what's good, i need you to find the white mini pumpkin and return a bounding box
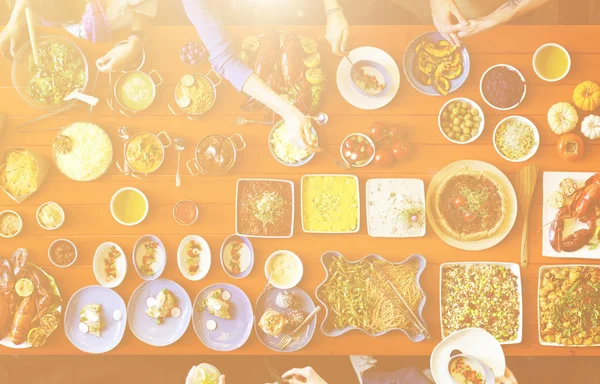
[548,102,579,135]
[581,114,600,140]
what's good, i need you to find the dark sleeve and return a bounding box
[180,0,253,91]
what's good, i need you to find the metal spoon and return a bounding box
[174,137,185,187]
[117,126,131,175]
[309,112,329,126]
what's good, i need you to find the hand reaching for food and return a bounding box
[495,368,518,384]
[325,9,349,56]
[96,37,142,73]
[0,22,23,59]
[282,367,328,384]
[429,0,468,46]
[218,375,226,384]
[283,107,316,150]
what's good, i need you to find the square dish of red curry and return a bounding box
[236,179,294,238]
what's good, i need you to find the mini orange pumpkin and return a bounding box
[573,81,600,112]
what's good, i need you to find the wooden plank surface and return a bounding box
[0,25,599,356]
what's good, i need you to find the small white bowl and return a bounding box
[93,242,127,288]
[480,64,527,111]
[0,210,22,238]
[532,43,571,82]
[340,133,375,167]
[264,250,303,290]
[173,200,199,226]
[493,116,540,163]
[110,187,149,226]
[177,235,211,281]
[438,98,485,144]
[36,202,65,230]
[48,238,78,268]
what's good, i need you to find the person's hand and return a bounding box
[96,37,142,73]
[218,375,226,384]
[282,106,315,150]
[0,21,23,59]
[495,368,518,384]
[282,367,328,384]
[454,17,494,38]
[325,10,349,56]
[430,0,468,46]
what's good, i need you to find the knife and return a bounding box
[264,357,290,384]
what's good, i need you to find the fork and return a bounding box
[236,116,272,125]
[277,306,321,350]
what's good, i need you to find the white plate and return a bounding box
[235,178,294,239]
[177,235,211,281]
[439,262,523,345]
[430,328,506,383]
[93,242,127,288]
[336,47,400,110]
[366,178,426,238]
[301,174,360,234]
[537,264,600,347]
[426,160,518,251]
[542,172,600,259]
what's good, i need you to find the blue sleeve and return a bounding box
[181,0,253,92]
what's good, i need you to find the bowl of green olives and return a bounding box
[438,98,485,144]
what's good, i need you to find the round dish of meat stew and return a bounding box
[435,171,506,241]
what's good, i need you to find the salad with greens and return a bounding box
[27,40,85,106]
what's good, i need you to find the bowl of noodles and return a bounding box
[315,251,427,341]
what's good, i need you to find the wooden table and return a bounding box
[1,25,599,356]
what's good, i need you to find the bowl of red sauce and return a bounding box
[48,239,77,268]
[173,200,199,226]
[480,64,526,111]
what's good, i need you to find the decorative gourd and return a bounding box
[573,81,600,112]
[547,102,578,135]
[581,114,600,140]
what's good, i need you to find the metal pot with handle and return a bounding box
[169,70,222,119]
[186,133,245,176]
[116,126,171,179]
[110,69,162,117]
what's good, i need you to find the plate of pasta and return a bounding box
[315,251,427,341]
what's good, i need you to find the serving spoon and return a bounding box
[63,88,99,106]
[174,137,185,187]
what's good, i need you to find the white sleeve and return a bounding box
[127,0,158,18]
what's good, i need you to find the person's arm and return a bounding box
[0,0,27,58]
[449,0,551,39]
[181,0,314,149]
[322,0,349,56]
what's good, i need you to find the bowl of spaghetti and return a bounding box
[315,251,427,341]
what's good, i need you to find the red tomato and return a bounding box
[453,195,466,208]
[388,124,407,140]
[463,211,475,222]
[557,133,585,161]
[391,140,411,161]
[374,147,394,166]
[344,139,356,150]
[369,121,388,141]
[365,145,375,158]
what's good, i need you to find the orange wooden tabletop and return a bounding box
[1,25,600,356]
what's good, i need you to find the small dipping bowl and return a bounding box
[173,200,199,226]
[110,187,149,226]
[350,60,392,97]
[0,210,22,239]
[264,250,303,290]
[532,43,571,82]
[48,238,78,268]
[36,202,65,230]
[447,354,495,384]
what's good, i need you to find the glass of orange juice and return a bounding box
[533,43,571,82]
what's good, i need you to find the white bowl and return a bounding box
[110,187,148,226]
[493,116,540,163]
[480,64,527,111]
[36,202,65,230]
[132,234,166,280]
[438,98,485,144]
[48,239,78,268]
[339,133,375,167]
[0,210,22,238]
[177,235,211,281]
[532,43,571,82]
[93,242,127,288]
[264,250,303,289]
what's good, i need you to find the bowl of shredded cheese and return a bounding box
[268,120,317,167]
[493,116,539,163]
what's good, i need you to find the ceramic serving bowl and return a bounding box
[177,235,211,281]
[36,202,65,230]
[0,210,22,238]
[315,251,427,341]
[220,234,254,279]
[268,119,317,167]
[532,43,571,82]
[492,116,540,163]
[350,59,392,97]
[93,242,127,288]
[109,187,149,226]
[438,97,485,145]
[264,250,303,289]
[480,64,527,111]
[48,238,78,268]
[132,235,166,281]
